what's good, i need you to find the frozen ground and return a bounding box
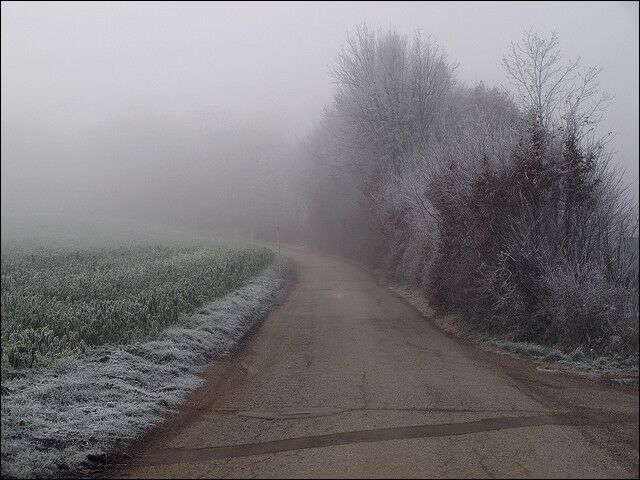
[0,261,291,478]
[387,281,639,375]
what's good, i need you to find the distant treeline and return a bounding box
[300,27,639,358]
[1,114,304,242]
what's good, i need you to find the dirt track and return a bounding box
[120,245,639,478]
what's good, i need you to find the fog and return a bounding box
[1,1,638,246]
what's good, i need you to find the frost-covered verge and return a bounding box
[2,246,273,373]
[387,281,639,377]
[0,260,293,479]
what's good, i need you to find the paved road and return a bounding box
[122,246,639,478]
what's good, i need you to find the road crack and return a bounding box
[141,413,636,467]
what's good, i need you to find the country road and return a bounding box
[120,245,639,478]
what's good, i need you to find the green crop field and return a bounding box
[1,245,273,374]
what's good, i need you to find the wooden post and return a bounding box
[276,225,281,277]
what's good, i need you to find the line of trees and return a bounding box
[301,27,638,357]
[1,112,304,244]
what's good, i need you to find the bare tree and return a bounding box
[304,27,638,357]
[331,25,455,181]
[502,31,580,129]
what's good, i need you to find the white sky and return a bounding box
[1,1,638,196]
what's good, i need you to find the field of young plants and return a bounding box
[1,245,273,375]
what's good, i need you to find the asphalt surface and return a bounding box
[120,245,639,478]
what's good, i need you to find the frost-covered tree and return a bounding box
[303,27,638,357]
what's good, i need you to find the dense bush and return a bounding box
[541,261,638,355]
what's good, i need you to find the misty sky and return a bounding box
[1,1,638,203]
